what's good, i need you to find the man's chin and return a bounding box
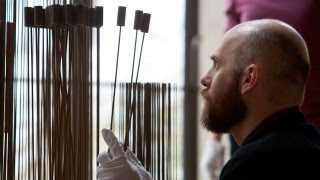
[208,128,229,134]
[201,118,227,133]
[209,128,231,134]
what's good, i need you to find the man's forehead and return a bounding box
[219,33,245,54]
[210,25,252,62]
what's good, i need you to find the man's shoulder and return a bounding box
[220,126,320,180]
[237,124,320,161]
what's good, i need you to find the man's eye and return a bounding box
[213,60,217,66]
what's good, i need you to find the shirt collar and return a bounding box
[241,106,305,146]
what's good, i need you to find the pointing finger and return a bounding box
[101,128,125,158]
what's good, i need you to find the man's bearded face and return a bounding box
[200,72,247,133]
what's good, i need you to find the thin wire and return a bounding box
[123,30,139,150]
[135,33,145,83]
[0,20,4,180]
[124,32,146,150]
[110,26,122,131]
[96,27,100,166]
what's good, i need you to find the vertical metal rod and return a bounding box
[35,26,41,180]
[41,26,46,180]
[96,27,100,166]
[0,20,5,180]
[110,26,122,130]
[89,26,93,179]
[5,22,16,180]
[145,83,151,172]
[123,11,148,152]
[124,33,145,151]
[161,84,166,180]
[48,27,53,180]
[111,6,126,132]
[167,84,172,180]
[12,2,17,178]
[136,83,142,160]
[27,26,31,180]
[31,25,35,180]
[123,30,138,151]
[135,33,145,83]
[44,26,49,180]
[69,27,75,179]
[13,0,16,22]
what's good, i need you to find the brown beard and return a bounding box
[200,74,247,133]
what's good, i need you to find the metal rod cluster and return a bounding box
[1,20,16,180]
[108,5,178,180]
[1,1,103,179]
[117,82,178,180]
[24,4,103,28]
[1,1,178,180]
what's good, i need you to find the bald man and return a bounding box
[200,19,320,179]
[97,19,320,180]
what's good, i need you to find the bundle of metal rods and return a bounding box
[23,3,102,180]
[1,0,103,179]
[114,82,178,180]
[110,7,178,180]
[1,20,16,180]
[1,1,178,179]
[1,1,17,179]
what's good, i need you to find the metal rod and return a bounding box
[0,20,5,179]
[111,6,126,130]
[123,29,139,151]
[110,26,122,131]
[96,27,100,166]
[124,13,151,150]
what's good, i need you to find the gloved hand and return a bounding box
[97,128,152,180]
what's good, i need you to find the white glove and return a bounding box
[97,128,152,180]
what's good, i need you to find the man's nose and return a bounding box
[201,76,209,87]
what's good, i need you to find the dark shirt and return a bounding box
[220,106,320,180]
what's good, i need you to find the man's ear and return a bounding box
[239,64,259,94]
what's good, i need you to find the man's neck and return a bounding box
[229,104,295,146]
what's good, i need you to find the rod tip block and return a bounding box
[24,7,34,27]
[95,6,103,27]
[141,13,151,33]
[134,10,144,30]
[117,6,126,27]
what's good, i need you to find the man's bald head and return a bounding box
[229,19,310,105]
